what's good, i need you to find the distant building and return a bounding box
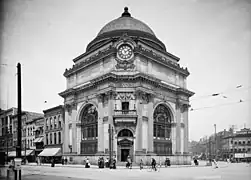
[226,128,251,161]
[11,111,43,161]
[33,116,45,157]
[0,108,17,158]
[39,105,64,161]
[0,108,42,162]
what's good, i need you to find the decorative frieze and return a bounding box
[115,92,136,100]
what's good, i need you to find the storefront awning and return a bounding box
[8,150,34,157]
[22,150,34,156]
[34,137,43,143]
[8,151,16,157]
[38,148,61,157]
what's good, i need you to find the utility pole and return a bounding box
[15,62,22,180]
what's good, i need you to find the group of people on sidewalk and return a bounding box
[97,157,117,169]
[127,156,171,170]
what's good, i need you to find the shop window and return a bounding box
[58,132,61,144]
[54,132,57,144]
[50,133,52,144]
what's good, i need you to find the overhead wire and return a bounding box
[190,99,251,112]
[190,85,251,101]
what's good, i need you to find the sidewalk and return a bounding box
[24,161,209,169]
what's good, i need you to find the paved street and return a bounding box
[20,161,251,180]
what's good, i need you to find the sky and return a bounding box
[0,0,250,141]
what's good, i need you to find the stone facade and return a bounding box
[59,8,194,165]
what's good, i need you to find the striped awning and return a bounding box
[34,137,43,143]
[38,148,61,157]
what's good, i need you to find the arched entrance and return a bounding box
[117,129,134,162]
[80,104,98,154]
[153,104,173,155]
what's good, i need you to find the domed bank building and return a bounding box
[59,7,194,165]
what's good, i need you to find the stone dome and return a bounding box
[98,7,156,37]
[86,7,166,52]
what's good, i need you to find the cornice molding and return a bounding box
[64,46,116,77]
[134,46,190,76]
[59,72,194,99]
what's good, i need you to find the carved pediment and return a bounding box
[117,138,133,146]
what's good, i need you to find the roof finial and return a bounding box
[122,7,131,17]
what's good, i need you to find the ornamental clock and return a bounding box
[118,45,133,60]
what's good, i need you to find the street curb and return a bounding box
[24,164,209,169]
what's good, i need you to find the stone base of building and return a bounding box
[63,154,192,165]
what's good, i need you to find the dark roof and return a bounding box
[43,105,64,114]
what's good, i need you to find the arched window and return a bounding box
[153,104,172,155]
[118,129,133,137]
[80,104,98,154]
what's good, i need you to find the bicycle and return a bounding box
[147,163,160,172]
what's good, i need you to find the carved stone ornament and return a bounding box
[115,92,135,100]
[115,57,135,70]
[115,34,136,70]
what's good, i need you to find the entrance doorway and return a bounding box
[121,149,129,162]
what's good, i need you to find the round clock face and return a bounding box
[118,45,133,60]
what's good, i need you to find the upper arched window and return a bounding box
[153,104,172,124]
[80,104,98,155]
[81,104,98,124]
[153,104,172,155]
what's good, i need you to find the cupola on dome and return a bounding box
[86,7,166,52]
[98,7,156,37]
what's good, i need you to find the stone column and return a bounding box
[97,94,104,153]
[71,103,77,153]
[76,126,81,154]
[147,95,154,153]
[136,93,143,153]
[108,92,114,125]
[183,105,189,153]
[175,101,181,154]
[63,108,69,153]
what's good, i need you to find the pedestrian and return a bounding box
[139,159,143,170]
[127,156,132,169]
[165,158,171,167]
[85,158,90,168]
[112,158,116,169]
[105,158,109,168]
[194,158,198,166]
[151,158,157,171]
[61,157,64,165]
[51,158,55,167]
[213,159,218,168]
[65,158,68,165]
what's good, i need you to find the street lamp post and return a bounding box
[6,129,9,164]
[108,124,114,168]
[214,124,217,160]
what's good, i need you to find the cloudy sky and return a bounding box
[1,0,250,141]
